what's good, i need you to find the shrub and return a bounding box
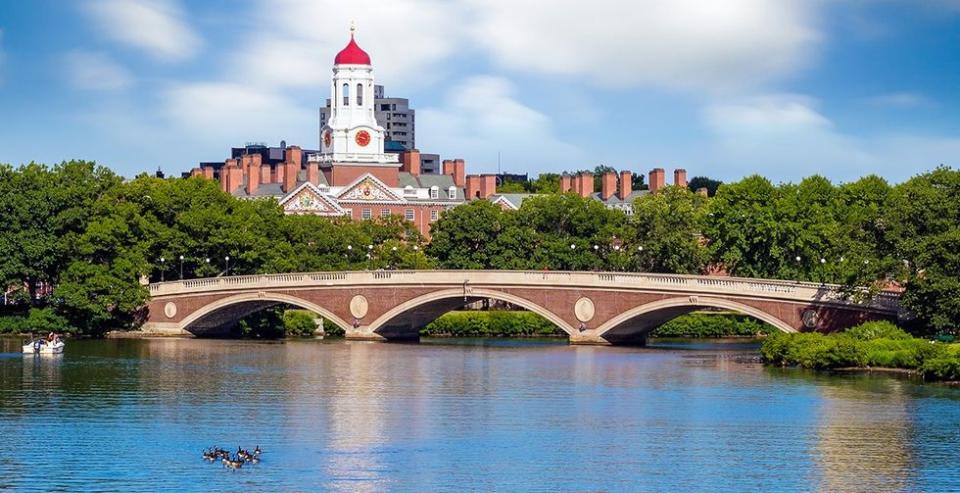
[0,315,28,334]
[653,313,773,338]
[283,310,319,337]
[920,357,960,381]
[844,321,911,341]
[421,311,562,337]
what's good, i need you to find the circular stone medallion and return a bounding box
[349,295,369,319]
[574,297,595,323]
[801,309,820,329]
[163,302,177,319]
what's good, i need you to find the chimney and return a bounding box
[260,160,271,184]
[443,159,466,188]
[674,168,687,189]
[454,159,466,188]
[246,161,260,195]
[577,171,593,198]
[283,146,301,193]
[649,168,665,194]
[401,149,421,176]
[307,159,320,186]
[560,173,573,193]
[222,159,241,194]
[601,171,617,201]
[190,167,202,177]
[619,170,632,200]
[203,165,214,180]
[480,174,497,199]
[466,175,482,201]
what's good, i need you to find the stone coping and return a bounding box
[148,270,900,313]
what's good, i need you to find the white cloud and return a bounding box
[162,82,315,148]
[234,0,464,91]
[64,50,133,90]
[418,76,584,173]
[465,0,821,92]
[700,94,960,182]
[84,0,200,61]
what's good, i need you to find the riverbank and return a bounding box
[761,321,960,382]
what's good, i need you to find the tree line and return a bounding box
[0,160,957,336]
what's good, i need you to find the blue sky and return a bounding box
[1,0,959,183]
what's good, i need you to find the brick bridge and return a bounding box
[142,270,900,344]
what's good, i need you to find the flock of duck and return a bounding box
[202,446,262,470]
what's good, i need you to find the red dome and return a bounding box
[334,34,371,65]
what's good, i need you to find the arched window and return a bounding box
[342,83,350,106]
[356,83,363,106]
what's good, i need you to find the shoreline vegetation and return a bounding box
[761,321,960,382]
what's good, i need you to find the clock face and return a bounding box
[323,130,332,148]
[355,130,371,147]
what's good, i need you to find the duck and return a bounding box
[202,449,217,462]
[222,455,244,470]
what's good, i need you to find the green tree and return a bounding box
[630,185,708,273]
[884,167,960,334]
[687,176,722,197]
[427,201,508,268]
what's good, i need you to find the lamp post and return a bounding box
[225,256,230,276]
[160,257,165,282]
[179,255,184,280]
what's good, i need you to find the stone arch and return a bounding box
[593,296,796,342]
[178,292,351,336]
[365,288,576,339]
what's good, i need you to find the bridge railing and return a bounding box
[149,270,900,312]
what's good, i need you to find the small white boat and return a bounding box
[22,339,64,354]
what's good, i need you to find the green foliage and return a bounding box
[920,357,960,381]
[687,176,722,197]
[761,321,960,380]
[885,167,960,334]
[652,313,772,338]
[843,320,911,341]
[421,311,562,337]
[282,310,319,337]
[630,186,708,273]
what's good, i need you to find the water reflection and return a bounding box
[0,337,958,492]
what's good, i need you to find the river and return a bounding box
[1,336,959,492]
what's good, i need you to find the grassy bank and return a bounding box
[419,310,771,338]
[761,321,960,382]
[421,311,562,337]
[651,312,771,338]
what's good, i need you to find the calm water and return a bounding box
[1,337,960,492]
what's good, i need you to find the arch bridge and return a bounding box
[143,270,901,345]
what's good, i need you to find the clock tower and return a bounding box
[317,26,397,169]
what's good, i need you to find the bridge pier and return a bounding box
[344,328,420,343]
[568,331,647,346]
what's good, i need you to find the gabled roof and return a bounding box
[336,173,405,203]
[489,193,535,210]
[278,182,345,215]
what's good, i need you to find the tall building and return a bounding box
[188,28,500,236]
[319,84,415,150]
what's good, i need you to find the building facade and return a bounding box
[319,84,415,150]
[188,29,499,236]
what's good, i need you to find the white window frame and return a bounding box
[448,186,457,200]
[404,209,415,221]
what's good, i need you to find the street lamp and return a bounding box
[570,244,576,250]
[159,257,165,282]
[368,244,373,250]
[347,245,353,251]
[593,245,599,251]
[225,256,230,276]
[179,255,184,280]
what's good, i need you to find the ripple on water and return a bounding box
[1,337,959,492]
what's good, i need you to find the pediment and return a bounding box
[280,183,345,215]
[336,173,405,203]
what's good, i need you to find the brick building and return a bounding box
[188,29,498,236]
